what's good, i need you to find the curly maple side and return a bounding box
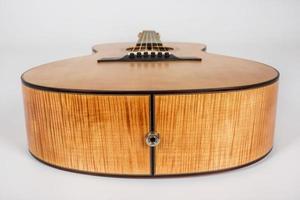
[155,83,278,175]
[23,86,150,175]
[22,82,278,176]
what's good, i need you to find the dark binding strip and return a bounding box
[29,148,273,178]
[21,73,279,95]
[150,147,155,176]
[150,94,156,176]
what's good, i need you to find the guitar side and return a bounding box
[22,82,278,176]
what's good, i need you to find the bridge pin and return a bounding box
[143,52,149,57]
[129,53,135,58]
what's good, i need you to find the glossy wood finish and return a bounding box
[155,83,278,175]
[22,43,278,93]
[23,86,150,175]
[21,39,279,176]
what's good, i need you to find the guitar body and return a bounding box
[22,32,279,176]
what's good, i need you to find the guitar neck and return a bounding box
[137,30,162,46]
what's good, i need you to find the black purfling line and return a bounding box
[150,94,155,129]
[29,148,273,178]
[21,75,280,95]
[150,94,155,176]
[150,147,155,176]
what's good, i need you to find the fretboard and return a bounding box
[136,30,162,47]
[125,30,175,59]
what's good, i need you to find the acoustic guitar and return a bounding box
[21,30,279,177]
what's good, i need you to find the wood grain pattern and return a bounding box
[155,83,278,175]
[21,39,279,176]
[23,86,150,175]
[22,43,278,93]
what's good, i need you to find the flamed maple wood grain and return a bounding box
[21,39,279,176]
[155,82,278,175]
[23,82,278,176]
[23,86,150,175]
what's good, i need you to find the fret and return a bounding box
[126,30,175,59]
[137,30,162,47]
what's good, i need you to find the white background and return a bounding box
[0,0,300,199]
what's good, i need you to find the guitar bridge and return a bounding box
[98,30,202,62]
[97,54,202,62]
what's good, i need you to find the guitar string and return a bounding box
[153,31,157,54]
[156,31,164,56]
[129,33,136,56]
[133,32,141,55]
[150,31,154,55]
[159,31,167,55]
[143,31,148,54]
[138,31,145,55]
[153,31,159,54]
[135,32,141,54]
